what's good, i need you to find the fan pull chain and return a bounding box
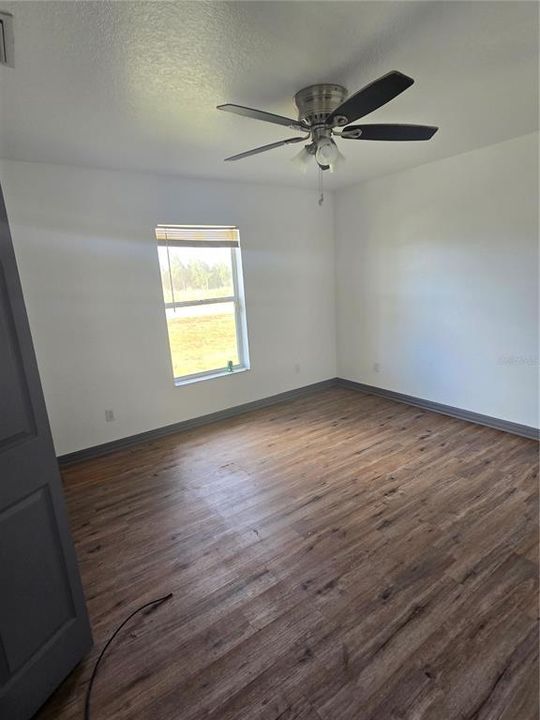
[318,167,324,206]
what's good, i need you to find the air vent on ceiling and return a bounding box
[0,11,14,67]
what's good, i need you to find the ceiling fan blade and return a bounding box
[217,104,308,131]
[327,71,414,126]
[341,124,438,141]
[224,137,306,162]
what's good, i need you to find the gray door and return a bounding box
[0,181,92,718]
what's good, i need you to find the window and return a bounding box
[156,225,250,384]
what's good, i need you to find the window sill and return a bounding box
[174,366,250,387]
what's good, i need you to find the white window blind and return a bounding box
[155,225,239,248]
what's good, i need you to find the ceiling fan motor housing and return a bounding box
[294,84,348,127]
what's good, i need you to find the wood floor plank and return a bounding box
[35,387,539,720]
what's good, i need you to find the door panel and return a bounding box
[0,266,36,447]
[0,487,75,673]
[0,181,92,719]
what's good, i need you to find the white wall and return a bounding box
[336,132,539,428]
[0,161,336,455]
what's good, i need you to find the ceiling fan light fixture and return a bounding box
[328,146,346,173]
[315,136,339,168]
[291,144,315,174]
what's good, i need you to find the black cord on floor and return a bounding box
[83,592,173,720]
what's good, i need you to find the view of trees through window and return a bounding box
[158,245,241,379]
[159,246,233,303]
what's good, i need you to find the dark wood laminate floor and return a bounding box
[36,387,539,720]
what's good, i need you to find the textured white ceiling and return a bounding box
[0,1,538,189]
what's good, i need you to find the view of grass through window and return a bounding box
[158,244,241,379]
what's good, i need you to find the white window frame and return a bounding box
[156,226,250,386]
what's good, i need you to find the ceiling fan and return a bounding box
[217,71,438,172]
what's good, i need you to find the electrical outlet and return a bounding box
[105,409,115,422]
[373,362,380,373]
